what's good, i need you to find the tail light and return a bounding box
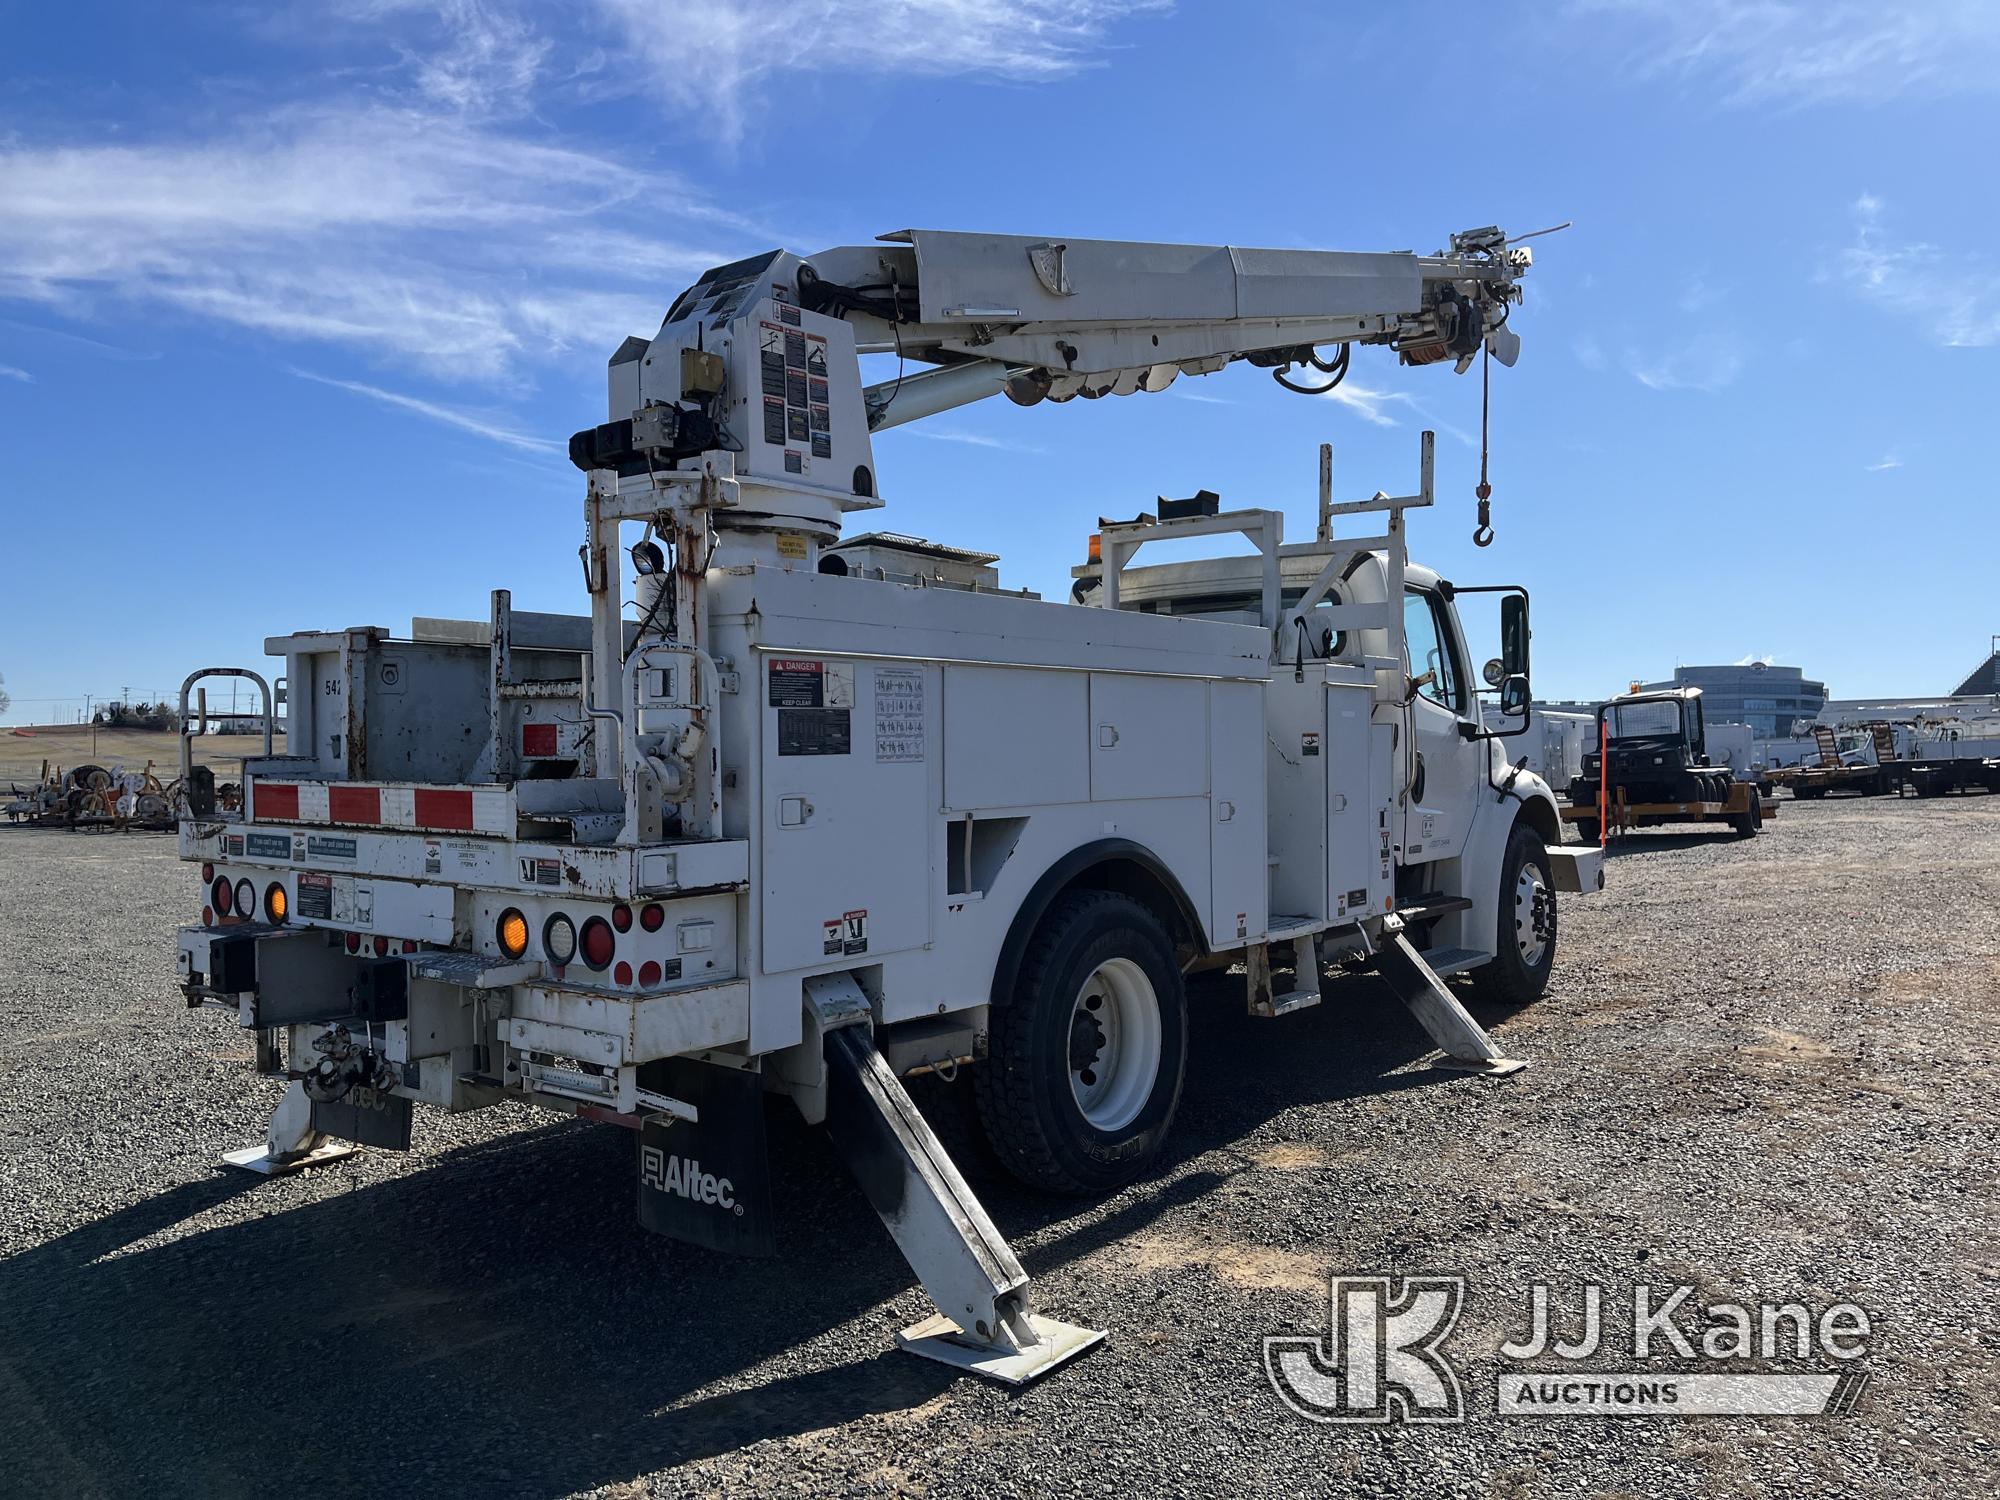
[211,876,234,917]
[639,903,665,932]
[202,905,215,926]
[372,936,389,956]
[233,879,254,919]
[543,913,578,966]
[402,939,418,954]
[201,862,214,882]
[497,908,529,960]
[264,883,288,923]
[345,932,361,953]
[638,960,662,986]
[579,916,615,971]
[613,961,633,986]
[611,902,633,933]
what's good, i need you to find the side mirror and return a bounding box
[1500,674,1530,718]
[1501,593,1530,679]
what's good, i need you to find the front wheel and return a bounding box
[1469,822,1557,1007]
[976,890,1188,1196]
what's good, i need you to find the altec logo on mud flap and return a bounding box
[641,1146,739,1213]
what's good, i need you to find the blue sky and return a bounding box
[3,0,1997,723]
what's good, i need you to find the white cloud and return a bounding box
[1865,455,1902,472]
[1572,334,1606,372]
[1836,194,2000,349]
[1318,379,1410,428]
[907,427,1042,454]
[1574,0,2000,107]
[596,0,1171,143]
[0,105,731,382]
[1629,334,1744,393]
[0,364,31,383]
[289,366,562,452]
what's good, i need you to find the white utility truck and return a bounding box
[176,224,1600,1383]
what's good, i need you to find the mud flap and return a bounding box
[636,1059,775,1257]
[310,1086,414,1149]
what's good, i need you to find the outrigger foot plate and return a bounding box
[222,1139,359,1175]
[898,1312,1105,1385]
[222,1079,359,1175]
[820,1011,1105,1385]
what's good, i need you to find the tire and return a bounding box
[1469,821,1557,1006]
[975,890,1188,1195]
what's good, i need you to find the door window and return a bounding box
[1403,590,1463,713]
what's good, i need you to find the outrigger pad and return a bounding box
[897,1312,1105,1386]
[221,1140,358,1176]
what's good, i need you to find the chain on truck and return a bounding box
[176,222,1603,1383]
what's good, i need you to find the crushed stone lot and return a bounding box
[3,797,1998,1497]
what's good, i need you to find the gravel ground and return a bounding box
[3,796,1997,1497]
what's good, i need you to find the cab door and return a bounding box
[1400,587,1482,867]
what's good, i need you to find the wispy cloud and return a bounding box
[0,318,160,361]
[1628,333,1744,393]
[1835,194,2000,348]
[289,366,561,452]
[906,427,1042,454]
[0,104,729,383]
[1572,334,1607,372]
[1171,386,1236,406]
[1865,454,1903,472]
[0,364,31,383]
[1574,0,2000,107]
[1314,378,1476,449]
[596,0,1172,143]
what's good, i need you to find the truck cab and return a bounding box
[1570,688,1732,811]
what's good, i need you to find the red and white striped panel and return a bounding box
[251,780,512,835]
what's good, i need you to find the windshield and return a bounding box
[1606,700,1683,739]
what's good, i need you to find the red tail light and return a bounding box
[613,961,633,986]
[612,903,633,933]
[372,936,389,956]
[211,877,233,917]
[638,960,662,986]
[579,916,615,970]
[639,903,665,932]
[402,939,418,954]
[345,932,361,953]
[201,862,214,882]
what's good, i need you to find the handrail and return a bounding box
[178,668,275,791]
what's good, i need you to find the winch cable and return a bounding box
[1473,344,1495,547]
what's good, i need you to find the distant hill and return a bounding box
[1,725,288,788]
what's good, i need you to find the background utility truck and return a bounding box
[1566,688,1772,841]
[176,223,1600,1383]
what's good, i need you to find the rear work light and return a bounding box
[264,883,288,923]
[211,876,234,917]
[579,916,615,971]
[543,913,578,966]
[234,879,255,920]
[497,908,530,960]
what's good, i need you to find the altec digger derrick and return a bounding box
[176,224,1600,1383]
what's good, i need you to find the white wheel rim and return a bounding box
[1513,865,1551,968]
[1067,957,1162,1132]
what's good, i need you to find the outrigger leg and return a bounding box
[221,1079,360,1175]
[1374,921,1527,1077]
[820,1020,1104,1385]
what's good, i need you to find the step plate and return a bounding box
[1251,987,1323,1018]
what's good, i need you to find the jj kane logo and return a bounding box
[1266,1275,1871,1424]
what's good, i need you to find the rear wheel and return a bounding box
[976,890,1187,1195]
[1469,822,1556,1006]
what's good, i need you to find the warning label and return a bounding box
[769,659,825,707]
[297,870,333,919]
[874,667,925,762]
[778,708,851,757]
